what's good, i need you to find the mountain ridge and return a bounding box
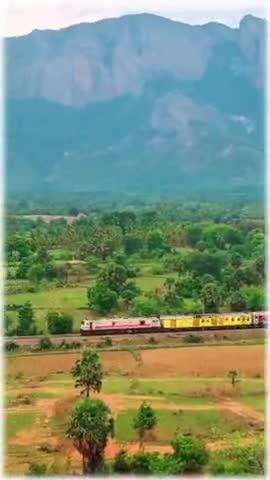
[6,13,265,197]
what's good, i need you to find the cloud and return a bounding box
[1,0,267,37]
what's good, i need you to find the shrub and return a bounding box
[97,337,113,348]
[47,312,73,334]
[171,435,209,473]
[148,336,158,345]
[59,339,81,350]
[113,449,131,473]
[35,337,54,351]
[183,334,205,344]
[151,265,164,275]
[209,438,264,476]
[28,462,47,475]
[129,451,153,474]
[5,341,19,352]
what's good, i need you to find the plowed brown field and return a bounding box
[7,345,264,378]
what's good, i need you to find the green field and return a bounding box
[5,260,180,331]
[6,411,38,440]
[115,408,253,443]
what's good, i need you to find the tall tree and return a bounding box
[67,398,114,474]
[200,282,221,313]
[229,291,246,312]
[71,348,103,397]
[87,282,118,314]
[17,301,36,335]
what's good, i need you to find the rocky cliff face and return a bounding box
[5,14,266,197]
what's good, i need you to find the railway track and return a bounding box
[5,328,265,347]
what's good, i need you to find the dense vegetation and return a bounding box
[5,202,264,335]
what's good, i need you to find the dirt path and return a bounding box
[219,399,264,423]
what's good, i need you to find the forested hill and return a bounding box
[6,13,265,198]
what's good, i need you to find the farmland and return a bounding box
[5,343,265,474]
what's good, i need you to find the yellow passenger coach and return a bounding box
[161,312,252,330]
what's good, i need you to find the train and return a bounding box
[80,311,268,335]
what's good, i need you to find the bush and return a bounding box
[209,439,264,476]
[171,435,209,473]
[183,334,205,344]
[97,337,113,348]
[148,336,158,345]
[5,341,19,352]
[35,337,54,351]
[150,265,164,275]
[59,339,81,350]
[129,451,153,474]
[28,462,47,475]
[47,312,73,334]
[112,449,131,473]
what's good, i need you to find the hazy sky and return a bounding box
[1,0,267,37]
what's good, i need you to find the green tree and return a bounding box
[242,286,264,311]
[87,282,118,314]
[17,301,36,335]
[98,262,128,294]
[147,230,168,253]
[71,348,103,397]
[200,282,221,313]
[229,291,246,312]
[131,297,160,317]
[133,402,157,448]
[163,278,182,308]
[185,224,203,247]
[124,234,144,255]
[16,257,32,279]
[36,247,51,264]
[47,312,73,334]
[85,255,99,274]
[28,263,44,283]
[67,398,114,474]
[188,252,223,279]
[175,273,199,298]
[229,252,242,269]
[121,281,141,303]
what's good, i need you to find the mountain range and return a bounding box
[5,13,266,198]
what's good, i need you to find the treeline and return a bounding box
[5,204,265,333]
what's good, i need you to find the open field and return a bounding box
[6,271,179,331]
[5,343,265,475]
[6,345,264,377]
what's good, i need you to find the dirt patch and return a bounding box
[219,399,264,424]
[105,438,172,458]
[139,346,264,377]
[7,351,137,377]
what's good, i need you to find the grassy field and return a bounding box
[115,408,253,443]
[6,263,179,331]
[6,411,38,441]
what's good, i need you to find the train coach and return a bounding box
[80,311,268,335]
